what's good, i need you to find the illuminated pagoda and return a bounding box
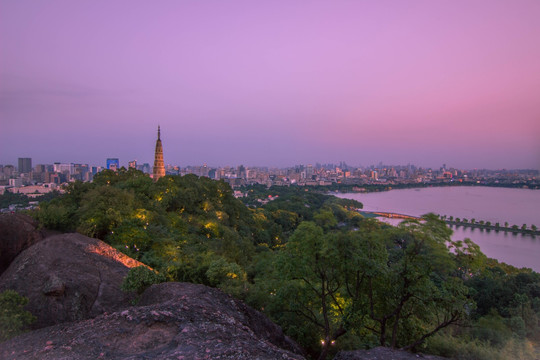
[153,125,165,181]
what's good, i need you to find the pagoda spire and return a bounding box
[153,125,165,181]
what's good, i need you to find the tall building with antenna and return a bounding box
[153,126,165,181]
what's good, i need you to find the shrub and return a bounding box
[121,266,165,295]
[472,314,511,347]
[426,333,503,360]
[206,257,247,299]
[0,290,36,342]
[426,331,535,360]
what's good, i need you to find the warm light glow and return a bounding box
[86,242,146,269]
[215,211,226,220]
[135,209,148,221]
[203,201,211,212]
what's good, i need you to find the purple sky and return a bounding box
[1,0,539,169]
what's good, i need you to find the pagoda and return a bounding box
[153,126,165,181]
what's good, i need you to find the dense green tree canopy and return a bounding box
[32,171,540,359]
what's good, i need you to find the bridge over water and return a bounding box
[358,211,540,235]
[359,211,420,220]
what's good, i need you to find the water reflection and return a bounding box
[451,225,538,271]
[378,217,538,271]
[337,187,540,272]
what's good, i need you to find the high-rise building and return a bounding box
[106,158,119,171]
[153,126,165,181]
[73,164,90,181]
[18,158,32,174]
[2,165,15,178]
[33,164,47,183]
[53,162,74,175]
[128,160,137,169]
[34,164,46,173]
[138,163,151,174]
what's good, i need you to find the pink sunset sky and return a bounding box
[1,0,539,169]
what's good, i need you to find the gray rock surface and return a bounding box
[0,232,144,329]
[140,282,305,357]
[1,282,306,360]
[0,213,46,275]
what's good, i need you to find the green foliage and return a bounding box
[37,198,78,231]
[0,290,36,342]
[109,219,152,260]
[258,186,331,223]
[252,215,471,359]
[363,215,469,350]
[32,171,540,359]
[250,221,353,358]
[426,332,535,360]
[271,209,299,235]
[313,209,338,230]
[0,190,63,211]
[473,313,512,347]
[206,257,247,299]
[77,186,136,239]
[449,238,487,278]
[121,266,165,295]
[0,192,30,209]
[465,267,540,340]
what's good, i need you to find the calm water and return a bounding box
[336,187,540,271]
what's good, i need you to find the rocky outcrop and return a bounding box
[334,347,447,360]
[1,282,306,360]
[139,282,304,356]
[0,233,144,329]
[0,213,46,275]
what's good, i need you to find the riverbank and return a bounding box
[331,180,539,194]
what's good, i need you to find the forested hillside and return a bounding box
[34,169,540,360]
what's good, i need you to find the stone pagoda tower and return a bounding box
[153,125,165,181]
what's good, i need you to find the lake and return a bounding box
[335,186,540,271]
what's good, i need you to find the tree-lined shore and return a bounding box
[440,215,539,236]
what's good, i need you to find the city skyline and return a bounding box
[1,1,540,170]
[1,155,538,173]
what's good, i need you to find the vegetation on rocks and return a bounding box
[121,265,166,295]
[0,290,35,341]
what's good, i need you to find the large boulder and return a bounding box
[0,213,46,275]
[1,282,305,360]
[0,233,144,329]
